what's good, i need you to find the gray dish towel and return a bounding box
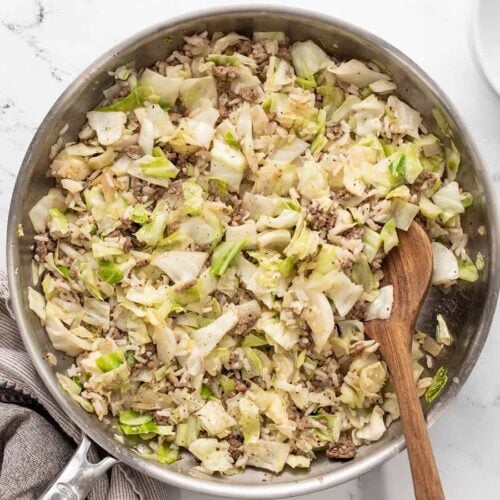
[0,273,169,500]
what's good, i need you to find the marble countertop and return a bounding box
[0,0,498,499]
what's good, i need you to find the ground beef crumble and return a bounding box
[34,234,56,261]
[232,39,253,56]
[305,201,337,237]
[213,65,240,81]
[326,123,344,140]
[343,227,364,240]
[348,300,367,320]
[234,315,257,336]
[131,177,166,203]
[326,437,357,460]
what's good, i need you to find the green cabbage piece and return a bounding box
[28,287,46,322]
[180,76,218,111]
[135,202,169,246]
[197,401,236,438]
[139,152,179,179]
[435,314,453,346]
[139,68,183,107]
[425,366,448,403]
[245,440,290,473]
[97,85,153,112]
[445,142,460,181]
[431,181,464,222]
[284,217,319,260]
[239,397,260,444]
[29,189,66,233]
[210,239,247,276]
[431,242,459,285]
[96,351,124,372]
[362,228,382,263]
[265,56,295,92]
[119,410,152,426]
[291,40,329,79]
[333,59,390,88]
[458,254,479,282]
[151,250,208,283]
[188,438,232,472]
[208,54,240,66]
[224,131,242,150]
[210,138,247,192]
[256,312,298,351]
[97,260,124,284]
[56,373,94,413]
[391,199,419,231]
[181,181,204,215]
[157,444,179,464]
[175,416,200,447]
[419,196,442,221]
[380,218,398,254]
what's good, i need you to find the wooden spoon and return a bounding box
[365,222,445,500]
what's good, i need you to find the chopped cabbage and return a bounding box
[210,138,247,191]
[211,240,246,276]
[196,401,236,437]
[189,438,233,472]
[435,314,453,346]
[87,111,127,145]
[139,68,183,106]
[431,242,459,285]
[180,77,218,111]
[245,440,290,473]
[387,96,421,138]
[152,251,208,282]
[365,285,394,320]
[333,60,390,88]
[239,396,260,443]
[191,309,239,357]
[354,406,386,442]
[291,40,330,79]
[29,189,66,233]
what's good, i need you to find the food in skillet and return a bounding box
[27,31,482,474]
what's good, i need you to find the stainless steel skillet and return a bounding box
[6,6,500,499]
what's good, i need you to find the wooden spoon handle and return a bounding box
[387,336,445,500]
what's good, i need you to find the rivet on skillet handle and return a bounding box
[40,435,118,500]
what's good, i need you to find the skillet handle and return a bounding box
[40,435,118,500]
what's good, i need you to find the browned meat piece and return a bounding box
[331,189,352,202]
[166,179,183,196]
[239,87,258,102]
[131,177,165,203]
[235,381,248,393]
[228,436,243,460]
[277,46,291,61]
[348,300,367,320]
[233,39,253,56]
[413,170,436,192]
[34,235,56,261]
[326,124,344,140]
[229,198,248,226]
[305,201,337,237]
[251,42,269,64]
[154,413,173,426]
[343,227,364,240]
[125,144,143,159]
[234,315,257,336]
[326,437,357,460]
[213,65,240,81]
